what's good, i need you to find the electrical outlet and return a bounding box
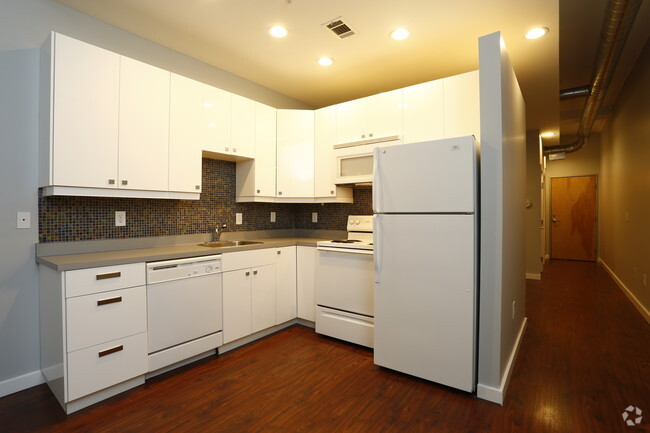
[312,212,318,223]
[270,212,276,223]
[512,301,516,319]
[236,213,243,225]
[115,211,126,227]
[17,212,31,229]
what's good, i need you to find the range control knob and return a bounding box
[205,265,214,273]
[354,219,360,225]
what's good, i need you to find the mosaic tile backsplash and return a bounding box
[39,158,372,243]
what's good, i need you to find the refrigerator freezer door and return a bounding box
[373,214,476,392]
[373,136,476,214]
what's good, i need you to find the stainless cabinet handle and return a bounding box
[108,179,115,185]
[121,180,128,186]
[277,250,281,255]
[330,190,334,195]
[225,147,230,151]
[195,185,200,190]
[361,134,366,139]
[369,133,374,137]
[278,191,282,195]
[97,296,122,306]
[257,189,261,193]
[253,270,258,275]
[245,271,250,276]
[98,345,123,358]
[96,272,121,280]
[233,148,237,152]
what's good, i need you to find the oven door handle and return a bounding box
[316,247,374,255]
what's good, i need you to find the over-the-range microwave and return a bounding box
[334,135,401,185]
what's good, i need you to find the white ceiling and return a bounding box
[53,0,649,148]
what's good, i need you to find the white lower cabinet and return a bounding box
[39,262,147,414]
[297,246,317,321]
[251,265,276,333]
[222,269,253,343]
[275,247,297,324]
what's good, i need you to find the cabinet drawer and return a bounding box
[66,286,146,352]
[67,332,147,401]
[222,249,275,272]
[65,263,145,298]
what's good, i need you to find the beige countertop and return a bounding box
[36,237,323,272]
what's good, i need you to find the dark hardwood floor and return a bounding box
[2,260,648,432]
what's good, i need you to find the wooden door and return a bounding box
[551,176,597,261]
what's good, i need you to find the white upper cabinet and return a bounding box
[443,70,480,140]
[335,89,403,145]
[235,102,277,202]
[402,79,445,144]
[118,56,170,192]
[230,94,256,158]
[169,74,203,193]
[43,32,120,189]
[202,85,231,154]
[314,106,353,202]
[276,110,315,200]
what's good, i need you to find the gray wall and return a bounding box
[525,131,542,277]
[477,32,527,404]
[0,0,309,394]
[599,40,650,320]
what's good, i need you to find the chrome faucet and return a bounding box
[213,224,227,241]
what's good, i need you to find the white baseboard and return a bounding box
[599,259,650,324]
[477,317,528,405]
[525,273,541,280]
[0,370,45,398]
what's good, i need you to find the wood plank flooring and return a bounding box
[1,260,648,432]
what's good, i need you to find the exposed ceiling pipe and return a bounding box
[544,0,643,155]
[559,85,591,100]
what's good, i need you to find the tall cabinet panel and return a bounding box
[230,94,255,158]
[402,79,445,144]
[314,106,352,202]
[443,71,480,140]
[169,74,203,193]
[47,33,120,188]
[202,85,231,154]
[118,57,170,191]
[276,110,315,200]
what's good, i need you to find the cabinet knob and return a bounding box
[245,271,250,276]
[233,148,237,152]
[330,190,335,195]
[108,179,115,185]
[277,250,281,255]
[121,180,128,186]
[257,189,261,193]
[278,191,282,195]
[253,270,258,275]
[195,185,200,190]
[369,133,374,138]
[225,147,230,151]
[361,134,366,139]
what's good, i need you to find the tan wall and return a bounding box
[525,131,542,277]
[544,134,601,258]
[599,40,650,319]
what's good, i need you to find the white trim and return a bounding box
[525,273,541,280]
[599,259,650,324]
[477,317,527,405]
[0,370,45,398]
[41,186,200,200]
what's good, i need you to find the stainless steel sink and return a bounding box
[198,240,264,248]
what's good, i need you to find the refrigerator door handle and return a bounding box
[372,147,381,212]
[373,215,382,283]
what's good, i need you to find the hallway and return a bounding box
[0,260,648,432]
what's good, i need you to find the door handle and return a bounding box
[552,218,559,223]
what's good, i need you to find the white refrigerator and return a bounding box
[372,135,478,392]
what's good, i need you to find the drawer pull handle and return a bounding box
[97,296,122,306]
[98,345,123,358]
[245,271,250,276]
[96,272,121,281]
[253,270,258,275]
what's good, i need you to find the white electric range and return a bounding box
[315,215,375,348]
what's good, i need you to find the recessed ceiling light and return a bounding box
[391,28,410,41]
[318,57,334,66]
[269,25,288,38]
[541,132,556,138]
[525,27,549,40]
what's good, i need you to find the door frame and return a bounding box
[549,174,599,261]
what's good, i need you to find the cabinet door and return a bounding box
[366,89,403,140]
[118,56,170,191]
[297,246,317,321]
[275,247,297,324]
[251,264,276,333]
[254,103,277,196]
[202,85,231,153]
[443,71,480,140]
[314,106,337,198]
[336,98,366,144]
[169,74,202,193]
[276,110,315,198]
[51,33,120,188]
[403,80,445,144]
[230,94,255,158]
[222,269,252,343]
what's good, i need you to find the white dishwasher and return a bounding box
[146,255,223,373]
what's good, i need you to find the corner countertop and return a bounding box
[36,232,340,272]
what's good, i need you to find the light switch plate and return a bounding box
[236,213,243,225]
[270,212,276,223]
[115,211,126,227]
[17,212,31,229]
[312,212,318,223]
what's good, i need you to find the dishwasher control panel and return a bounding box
[146,255,222,284]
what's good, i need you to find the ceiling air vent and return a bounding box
[324,18,355,39]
